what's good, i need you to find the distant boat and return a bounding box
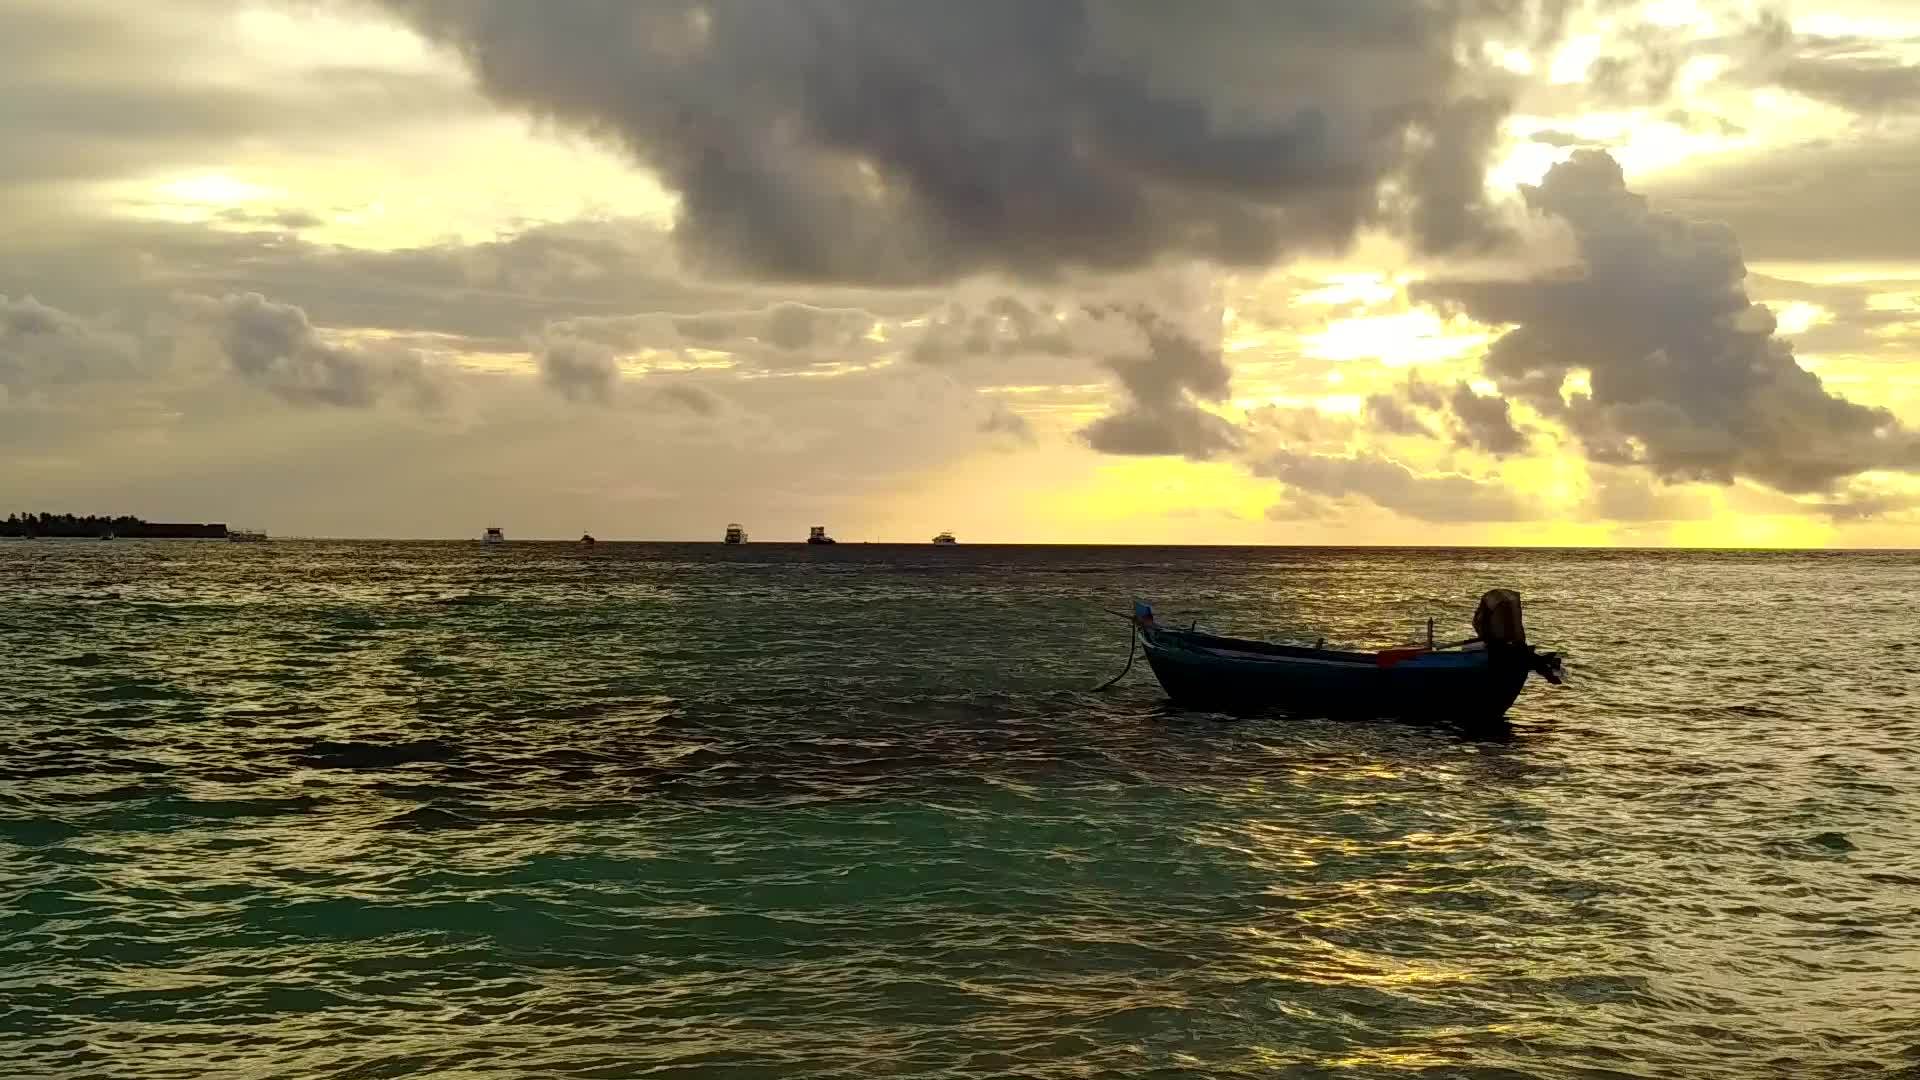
[724,523,747,544]
[807,525,836,545]
[932,531,957,545]
[229,528,267,543]
[580,532,596,546]
[98,531,115,541]
[1125,589,1565,723]
[483,527,505,544]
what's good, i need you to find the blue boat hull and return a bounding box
[1140,628,1531,722]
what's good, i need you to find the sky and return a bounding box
[5,0,1920,545]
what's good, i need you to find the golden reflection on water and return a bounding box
[7,541,1919,1078]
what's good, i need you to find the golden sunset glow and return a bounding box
[3,0,1917,544]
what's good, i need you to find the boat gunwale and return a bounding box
[1142,625,1487,670]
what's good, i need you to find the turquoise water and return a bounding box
[4,541,1917,1078]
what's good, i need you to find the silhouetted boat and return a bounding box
[724,523,747,544]
[807,526,836,545]
[932,531,957,544]
[580,533,596,546]
[483,527,505,545]
[1128,589,1564,722]
[229,528,267,543]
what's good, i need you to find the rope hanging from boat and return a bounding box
[1094,619,1137,691]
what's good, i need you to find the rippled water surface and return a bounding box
[4,540,1918,1078]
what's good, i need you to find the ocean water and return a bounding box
[3,540,1917,1079]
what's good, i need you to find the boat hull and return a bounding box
[1140,629,1530,723]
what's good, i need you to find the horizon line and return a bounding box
[24,535,1914,553]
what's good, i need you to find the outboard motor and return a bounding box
[1475,589,1565,684]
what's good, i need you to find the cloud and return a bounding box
[183,292,444,409]
[652,382,722,416]
[1418,150,1918,493]
[673,302,876,355]
[1362,373,1445,439]
[1079,303,1240,460]
[1729,16,1920,115]
[1818,488,1920,522]
[1448,382,1528,455]
[0,294,139,401]
[0,215,763,355]
[0,1,480,197]
[539,338,619,403]
[372,0,1566,285]
[1528,129,1590,148]
[214,207,327,230]
[1360,374,1525,454]
[1648,134,1920,263]
[1252,450,1537,523]
[1746,273,1920,357]
[1585,25,1686,105]
[979,402,1035,444]
[1587,471,1711,522]
[546,297,897,377]
[909,297,1076,366]
[1363,392,1435,438]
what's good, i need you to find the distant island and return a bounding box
[2,513,227,539]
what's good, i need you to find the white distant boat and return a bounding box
[724,523,747,544]
[229,528,268,543]
[483,527,505,544]
[932,530,957,545]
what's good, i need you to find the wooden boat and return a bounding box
[1129,590,1563,722]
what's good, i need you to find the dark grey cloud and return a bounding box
[1819,489,1920,521]
[1402,96,1516,256]
[0,215,901,365]
[1662,109,1743,136]
[1585,25,1685,105]
[1364,392,1436,438]
[979,402,1036,444]
[1529,129,1591,147]
[1773,51,1920,113]
[1588,472,1711,522]
[1728,14,1920,115]
[1418,150,1918,492]
[0,216,660,345]
[1449,382,1528,455]
[1363,373,1446,438]
[1747,273,1920,357]
[0,294,139,400]
[1647,134,1920,262]
[1082,405,1241,459]
[214,207,328,230]
[1252,450,1537,523]
[909,297,1075,366]
[372,0,1567,284]
[653,383,723,416]
[1360,374,1525,454]
[673,302,876,354]
[182,292,444,409]
[1079,304,1240,460]
[544,297,897,380]
[0,1,481,196]
[539,338,619,404]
